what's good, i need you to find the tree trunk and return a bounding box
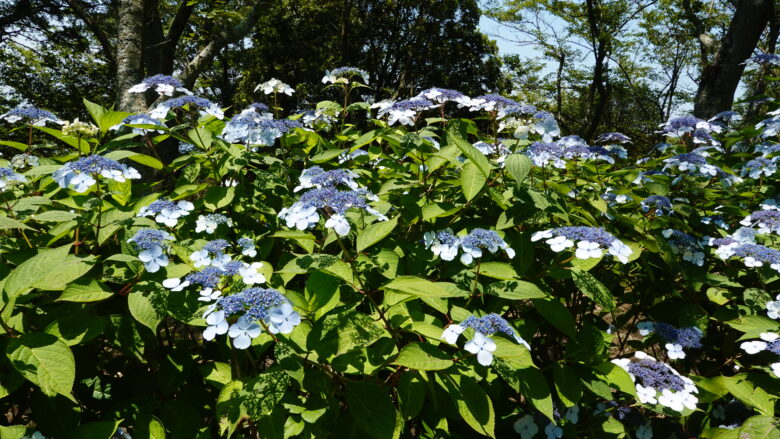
[116,0,146,112]
[693,0,774,118]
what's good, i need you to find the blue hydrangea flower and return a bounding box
[128,74,190,96]
[195,214,233,234]
[524,142,566,168]
[652,322,703,359]
[740,210,780,235]
[596,132,631,144]
[279,187,386,236]
[150,95,224,120]
[377,98,435,126]
[137,199,194,227]
[612,351,698,412]
[463,94,518,112]
[294,166,360,192]
[739,332,780,378]
[442,313,529,366]
[423,229,461,261]
[662,229,704,266]
[641,195,673,216]
[127,229,174,273]
[532,226,633,263]
[10,153,39,169]
[459,228,515,264]
[237,237,257,257]
[742,158,777,179]
[0,167,27,191]
[416,87,465,105]
[53,156,141,193]
[322,66,370,84]
[221,112,302,146]
[0,106,63,126]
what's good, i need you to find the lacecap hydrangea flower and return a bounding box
[612,351,698,412]
[127,229,174,272]
[741,158,777,179]
[641,195,673,216]
[150,95,224,120]
[740,332,780,378]
[221,109,302,146]
[0,106,63,126]
[740,210,780,235]
[461,94,518,113]
[195,214,233,234]
[0,167,27,191]
[415,87,465,105]
[202,286,300,349]
[442,313,530,366]
[279,187,387,236]
[128,74,191,96]
[524,141,566,168]
[531,226,633,263]
[10,153,39,169]
[322,66,369,84]
[137,199,194,227]
[424,228,514,265]
[639,322,703,359]
[662,229,705,266]
[708,235,780,272]
[377,98,435,126]
[53,155,141,193]
[293,166,359,192]
[766,294,780,319]
[255,78,294,95]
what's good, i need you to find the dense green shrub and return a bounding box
[0,70,779,438]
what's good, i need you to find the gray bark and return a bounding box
[693,0,774,118]
[116,0,146,112]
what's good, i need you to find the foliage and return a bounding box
[1,68,780,439]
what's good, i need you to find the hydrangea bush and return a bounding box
[0,69,779,438]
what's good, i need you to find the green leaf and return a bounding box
[203,186,235,210]
[397,372,425,420]
[553,364,582,406]
[356,216,398,252]
[0,216,34,231]
[382,276,455,298]
[486,280,548,300]
[442,375,495,438]
[460,161,486,201]
[446,129,491,178]
[571,269,616,311]
[133,416,166,439]
[216,381,247,437]
[57,278,114,302]
[394,343,453,370]
[6,333,75,401]
[517,367,554,421]
[310,148,345,163]
[532,298,577,338]
[335,311,389,355]
[243,370,290,417]
[722,375,774,416]
[346,382,397,439]
[31,210,78,222]
[505,154,532,183]
[0,140,28,151]
[737,415,780,439]
[477,262,518,280]
[128,291,163,332]
[4,244,72,299]
[45,314,105,346]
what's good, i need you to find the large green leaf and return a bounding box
[397,372,425,420]
[382,276,455,298]
[532,297,577,338]
[441,375,495,438]
[460,161,486,201]
[394,343,453,370]
[6,333,75,401]
[356,216,398,252]
[57,278,114,303]
[446,129,491,178]
[4,244,73,298]
[505,154,532,183]
[486,280,548,300]
[0,216,34,231]
[571,269,616,311]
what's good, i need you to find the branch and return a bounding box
[166,0,195,47]
[63,0,116,67]
[179,2,269,89]
[681,0,711,66]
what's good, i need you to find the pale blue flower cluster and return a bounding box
[424,228,514,265]
[416,87,465,104]
[463,94,518,112]
[137,199,194,227]
[0,106,63,126]
[740,210,780,235]
[280,168,386,236]
[322,66,370,84]
[662,153,741,186]
[202,287,300,349]
[128,74,190,96]
[0,167,27,191]
[531,226,633,263]
[53,155,141,193]
[742,158,777,179]
[613,351,698,412]
[441,313,529,366]
[659,116,722,145]
[127,229,174,272]
[739,332,780,378]
[662,229,705,266]
[150,95,224,120]
[10,153,39,169]
[641,195,673,216]
[640,322,702,359]
[377,98,435,126]
[709,234,780,272]
[195,214,233,234]
[221,108,302,146]
[524,142,566,168]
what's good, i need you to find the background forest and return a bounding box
[0,0,777,150]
